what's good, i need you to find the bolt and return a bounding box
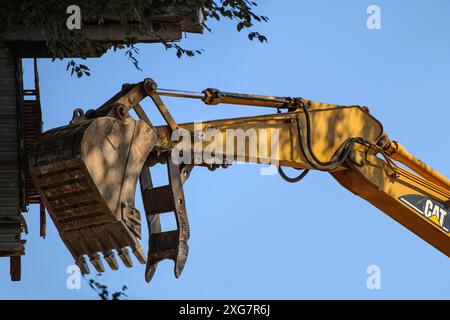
[115,104,128,119]
[362,106,370,113]
[144,79,157,93]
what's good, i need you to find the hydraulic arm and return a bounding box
[25,78,449,283]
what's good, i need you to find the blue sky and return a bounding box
[1,0,449,299]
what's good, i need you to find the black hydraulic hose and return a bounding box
[296,102,369,172]
[278,166,310,183]
[277,101,372,182]
[296,117,350,171]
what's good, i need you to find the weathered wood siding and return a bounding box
[0,46,23,256]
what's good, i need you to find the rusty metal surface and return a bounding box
[141,153,190,282]
[30,114,156,273]
[138,167,161,282]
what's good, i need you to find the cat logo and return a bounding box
[400,195,450,233]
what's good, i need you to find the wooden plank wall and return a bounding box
[0,45,24,258]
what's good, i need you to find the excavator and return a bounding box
[26,78,449,283]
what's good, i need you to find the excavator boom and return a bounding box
[21,78,449,282]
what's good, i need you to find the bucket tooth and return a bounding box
[103,250,119,270]
[76,256,90,275]
[118,247,133,268]
[132,244,146,264]
[89,253,105,273]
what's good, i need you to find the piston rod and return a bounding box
[156,88,292,108]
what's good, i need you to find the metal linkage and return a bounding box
[140,153,190,282]
[156,87,293,109]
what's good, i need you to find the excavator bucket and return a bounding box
[29,114,157,273]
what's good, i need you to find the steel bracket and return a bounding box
[140,153,190,282]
